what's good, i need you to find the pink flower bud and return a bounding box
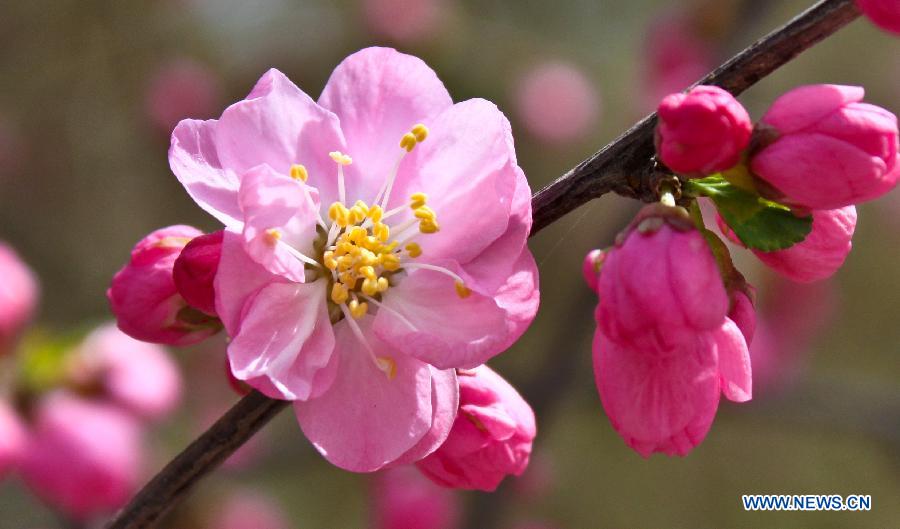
[0,242,38,356]
[416,365,536,491]
[0,401,25,477]
[173,230,223,316]
[597,206,729,350]
[728,286,756,345]
[76,323,182,421]
[514,61,601,144]
[856,0,900,34]
[108,225,221,346]
[20,393,142,520]
[211,490,291,529]
[656,85,752,174]
[371,467,460,529]
[751,85,899,209]
[581,249,606,292]
[752,207,857,283]
[145,58,222,134]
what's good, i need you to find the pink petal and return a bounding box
[294,318,434,472]
[491,248,541,353]
[762,85,864,134]
[215,230,284,334]
[373,264,509,370]
[714,319,753,403]
[318,47,453,205]
[387,367,459,466]
[169,119,242,227]
[228,281,336,401]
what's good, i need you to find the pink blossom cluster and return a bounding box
[109,48,539,490]
[0,244,182,520]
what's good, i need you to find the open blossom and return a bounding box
[514,61,601,144]
[655,85,752,175]
[856,0,900,34]
[718,207,857,283]
[0,242,38,356]
[19,393,142,520]
[416,365,536,491]
[108,225,222,346]
[72,323,182,421]
[0,401,25,478]
[596,205,729,351]
[168,47,539,472]
[751,85,899,209]
[371,467,460,529]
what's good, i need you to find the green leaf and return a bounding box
[684,176,812,252]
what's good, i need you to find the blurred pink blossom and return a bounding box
[0,242,38,356]
[20,393,143,520]
[210,490,291,529]
[0,400,25,478]
[371,466,460,529]
[363,0,447,43]
[145,58,222,134]
[514,61,601,144]
[856,0,900,34]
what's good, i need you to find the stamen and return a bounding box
[411,124,429,143]
[360,294,419,331]
[410,192,428,209]
[454,281,472,299]
[339,304,395,379]
[264,228,282,246]
[375,357,397,380]
[329,151,351,205]
[348,298,368,319]
[405,242,422,258]
[282,244,322,268]
[401,262,471,299]
[290,164,309,182]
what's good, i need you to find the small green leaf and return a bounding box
[684,176,812,252]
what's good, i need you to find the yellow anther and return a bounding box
[405,242,422,258]
[362,278,379,296]
[409,192,428,209]
[382,241,399,252]
[349,299,368,319]
[376,356,397,380]
[263,228,282,246]
[455,281,472,299]
[348,226,367,243]
[419,219,440,234]
[354,200,369,215]
[349,205,367,225]
[411,124,429,143]
[413,206,437,221]
[381,253,401,271]
[331,283,349,304]
[377,277,390,292]
[359,266,377,280]
[399,132,417,152]
[337,255,354,271]
[289,164,309,181]
[373,222,390,242]
[329,151,352,165]
[323,250,338,270]
[368,205,384,223]
[328,202,350,227]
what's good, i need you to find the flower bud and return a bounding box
[416,365,536,491]
[753,207,857,283]
[108,226,221,346]
[728,286,756,344]
[0,401,25,478]
[581,249,606,293]
[750,85,899,209]
[597,205,729,350]
[0,242,38,356]
[856,0,900,34]
[173,230,223,316]
[656,85,752,175]
[371,467,460,529]
[20,393,142,519]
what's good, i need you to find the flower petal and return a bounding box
[387,367,459,466]
[715,319,753,403]
[214,230,282,334]
[228,280,336,401]
[294,318,433,472]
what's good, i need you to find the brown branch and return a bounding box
[530,0,860,235]
[105,1,861,527]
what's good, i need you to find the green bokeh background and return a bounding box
[1,0,898,527]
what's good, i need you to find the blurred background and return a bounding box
[1,0,898,527]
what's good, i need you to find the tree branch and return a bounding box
[530,0,860,235]
[105,1,861,527]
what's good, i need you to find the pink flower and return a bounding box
[19,393,142,520]
[0,242,38,356]
[596,205,729,351]
[108,225,222,346]
[751,85,899,209]
[856,0,900,34]
[72,323,182,421]
[168,47,539,471]
[145,58,222,134]
[0,401,25,478]
[210,490,291,529]
[371,467,460,529]
[514,61,601,144]
[581,249,606,293]
[656,85,752,175]
[363,0,447,43]
[416,365,536,491]
[719,207,857,283]
[173,230,223,316]
[593,317,751,457]
[728,286,756,344]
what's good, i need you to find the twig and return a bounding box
[105,1,861,527]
